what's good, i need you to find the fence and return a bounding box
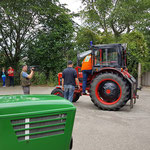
[142,72,150,86]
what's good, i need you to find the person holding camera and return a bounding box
[20,65,34,94]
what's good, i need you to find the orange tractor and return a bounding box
[51,44,138,110]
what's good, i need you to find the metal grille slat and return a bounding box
[16,124,65,135]
[29,130,64,140]
[16,130,25,135]
[30,119,66,128]
[13,125,25,130]
[11,113,67,141]
[30,124,65,133]
[17,130,64,141]
[18,136,25,141]
[11,119,25,124]
[30,114,66,122]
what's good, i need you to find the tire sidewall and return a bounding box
[51,88,64,97]
[90,73,127,110]
[51,88,80,102]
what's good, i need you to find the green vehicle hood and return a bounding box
[0,95,75,117]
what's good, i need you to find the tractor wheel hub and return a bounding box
[98,80,120,103]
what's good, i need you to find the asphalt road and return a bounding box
[0,86,150,150]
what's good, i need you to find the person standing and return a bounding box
[62,61,80,102]
[20,65,34,94]
[1,67,6,87]
[81,54,93,95]
[8,67,14,86]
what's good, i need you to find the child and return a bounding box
[1,67,6,87]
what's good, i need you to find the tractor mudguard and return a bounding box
[55,85,62,89]
[94,67,132,82]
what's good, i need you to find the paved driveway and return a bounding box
[0,86,150,150]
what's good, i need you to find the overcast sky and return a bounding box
[59,0,83,24]
[59,0,82,12]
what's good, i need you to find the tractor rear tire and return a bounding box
[51,88,64,98]
[90,73,129,111]
[51,88,80,102]
[72,93,80,103]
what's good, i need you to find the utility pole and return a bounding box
[137,63,142,89]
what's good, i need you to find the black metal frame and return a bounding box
[90,44,126,71]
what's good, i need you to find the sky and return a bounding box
[59,0,82,12]
[59,0,83,25]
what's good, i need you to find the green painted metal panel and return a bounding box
[0,95,76,150]
[0,95,75,117]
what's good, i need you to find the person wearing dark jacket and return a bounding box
[62,61,80,102]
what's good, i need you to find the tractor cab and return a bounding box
[92,44,127,72]
[78,43,127,73]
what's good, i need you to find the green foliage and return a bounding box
[136,10,150,48]
[120,31,149,77]
[0,0,75,84]
[0,0,74,72]
[31,72,47,85]
[75,27,101,52]
[0,0,41,69]
[30,71,58,86]
[14,74,20,85]
[100,32,116,44]
[121,31,148,62]
[75,27,115,52]
[0,51,7,68]
[26,1,75,78]
[81,0,150,37]
[47,71,58,87]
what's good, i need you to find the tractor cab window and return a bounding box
[94,48,118,67]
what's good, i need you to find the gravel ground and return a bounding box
[0,86,150,150]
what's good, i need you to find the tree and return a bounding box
[81,0,150,37]
[75,27,101,52]
[120,31,149,78]
[0,0,40,69]
[75,27,115,53]
[27,3,75,77]
[136,11,150,48]
[0,0,66,70]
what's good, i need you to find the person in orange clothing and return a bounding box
[81,54,92,95]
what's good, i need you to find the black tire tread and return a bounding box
[51,88,64,97]
[90,73,130,111]
[72,93,80,102]
[51,88,80,102]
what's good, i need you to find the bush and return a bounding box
[47,71,57,86]
[120,31,149,78]
[31,72,47,85]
